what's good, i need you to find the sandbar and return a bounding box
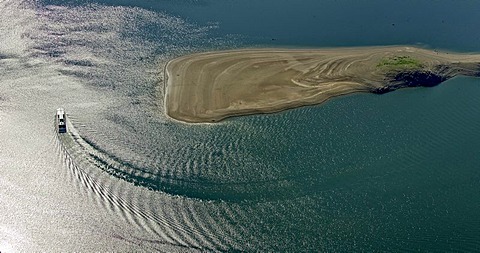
[164,46,480,123]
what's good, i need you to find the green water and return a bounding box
[226,77,480,250]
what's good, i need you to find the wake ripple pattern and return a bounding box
[54,115,245,251]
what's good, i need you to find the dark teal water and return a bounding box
[7,0,480,251]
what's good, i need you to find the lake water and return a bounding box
[1,0,479,251]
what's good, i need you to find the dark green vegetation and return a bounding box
[377,55,424,70]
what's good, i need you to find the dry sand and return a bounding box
[164,46,480,123]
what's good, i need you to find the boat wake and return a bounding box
[55,114,240,251]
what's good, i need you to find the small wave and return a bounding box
[55,117,223,250]
[61,116,309,202]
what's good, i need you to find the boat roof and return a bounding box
[56,108,65,120]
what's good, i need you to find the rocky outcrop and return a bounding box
[372,70,447,94]
[372,63,480,94]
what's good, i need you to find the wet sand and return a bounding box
[165,46,480,123]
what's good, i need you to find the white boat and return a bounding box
[56,108,67,133]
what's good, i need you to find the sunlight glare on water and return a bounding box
[1,0,480,251]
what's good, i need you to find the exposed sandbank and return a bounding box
[164,46,480,123]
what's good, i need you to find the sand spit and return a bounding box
[165,46,480,123]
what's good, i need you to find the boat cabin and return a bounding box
[56,108,66,133]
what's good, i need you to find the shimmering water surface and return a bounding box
[1,0,480,251]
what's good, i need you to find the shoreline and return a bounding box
[164,46,480,123]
